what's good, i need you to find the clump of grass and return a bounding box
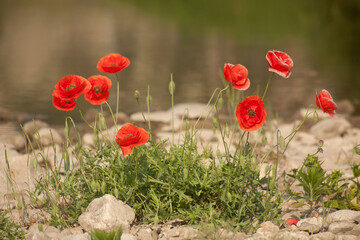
[29,126,282,232]
[89,226,122,240]
[0,210,26,240]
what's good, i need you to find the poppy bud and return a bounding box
[218,96,223,109]
[169,76,175,95]
[313,111,318,123]
[134,90,140,100]
[99,113,106,130]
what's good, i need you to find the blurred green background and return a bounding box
[0,0,359,124]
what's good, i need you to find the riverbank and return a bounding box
[1,102,360,239]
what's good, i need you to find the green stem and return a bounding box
[262,72,274,100]
[115,73,120,125]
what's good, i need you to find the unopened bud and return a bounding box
[169,76,175,95]
[134,90,140,100]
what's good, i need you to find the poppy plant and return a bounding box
[52,95,76,111]
[53,75,91,100]
[84,75,112,105]
[316,89,337,117]
[97,53,130,74]
[236,96,266,132]
[223,63,250,90]
[266,50,294,78]
[115,124,149,156]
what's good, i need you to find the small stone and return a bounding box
[216,228,235,239]
[247,231,310,240]
[136,228,157,240]
[23,120,49,136]
[336,99,355,116]
[35,128,63,146]
[233,232,247,240]
[347,223,360,235]
[60,233,91,240]
[298,217,323,234]
[310,118,351,139]
[354,215,360,224]
[299,222,321,234]
[309,232,335,240]
[326,210,360,225]
[78,194,135,233]
[256,221,279,233]
[327,222,356,234]
[121,233,137,240]
[334,235,358,240]
[26,232,49,240]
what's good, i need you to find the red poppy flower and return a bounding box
[316,89,337,117]
[236,96,266,132]
[115,124,149,156]
[52,95,76,111]
[223,63,250,90]
[266,50,294,78]
[53,75,91,100]
[286,218,300,226]
[84,75,112,105]
[97,53,130,74]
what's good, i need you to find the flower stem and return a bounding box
[262,73,274,100]
[115,73,120,125]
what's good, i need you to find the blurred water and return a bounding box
[0,0,359,125]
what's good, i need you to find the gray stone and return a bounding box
[61,233,91,240]
[298,222,321,234]
[163,226,200,239]
[121,233,137,240]
[256,221,280,233]
[309,232,335,240]
[327,222,356,234]
[336,99,355,116]
[216,228,235,239]
[23,120,49,136]
[26,232,49,240]
[298,217,323,234]
[234,232,247,240]
[310,118,351,140]
[346,223,360,235]
[78,194,135,233]
[326,210,360,225]
[136,228,157,240]
[35,128,63,146]
[247,231,310,240]
[334,235,358,240]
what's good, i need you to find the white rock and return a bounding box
[327,221,356,234]
[172,103,213,119]
[247,231,310,240]
[78,194,135,233]
[310,118,351,140]
[82,125,123,147]
[34,128,63,146]
[23,120,49,136]
[136,228,156,240]
[310,232,335,240]
[131,110,171,123]
[256,221,279,233]
[61,233,91,240]
[326,210,360,225]
[121,233,137,240]
[334,234,358,240]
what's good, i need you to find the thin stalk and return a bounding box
[115,73,121,124]
[262,73,274,100]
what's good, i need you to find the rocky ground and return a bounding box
[0,100,360,240]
